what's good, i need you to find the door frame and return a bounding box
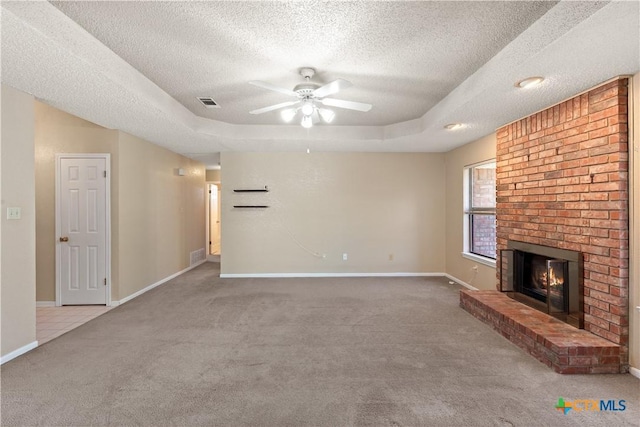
[206,181,221,261]
[55,153,112,306]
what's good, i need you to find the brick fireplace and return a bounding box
[461,78,630,373]
[499,240,583,329]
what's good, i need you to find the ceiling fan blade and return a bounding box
[320,98,372,112]
[312,79,352,98]
[249,101,299,115]
[249,80,298,97]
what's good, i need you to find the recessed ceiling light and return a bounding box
[445,123,463,130]
[515,76,544,89]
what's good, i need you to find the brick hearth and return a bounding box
[460,290,621,374]
[494,78,630,370]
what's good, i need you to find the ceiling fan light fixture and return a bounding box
[301,115,313,128]
[281,108,297,123]
[301,101,315,116]
[319,108,335,123]
[515,76,544,89]
[248,68,372,128]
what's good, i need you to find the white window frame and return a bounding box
[462,159,496,268]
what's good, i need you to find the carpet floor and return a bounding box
[1,262,638,426]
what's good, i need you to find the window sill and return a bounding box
[462,252,496,268]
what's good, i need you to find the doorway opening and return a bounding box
[207,183,221,260]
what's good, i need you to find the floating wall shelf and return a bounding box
[233,186,269,193]
[233,185,268,208]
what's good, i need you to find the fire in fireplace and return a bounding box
[523,254,566,306]
[500,241,583,328]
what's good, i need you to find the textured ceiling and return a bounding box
[1,1,639,167]
[48,1,557,126]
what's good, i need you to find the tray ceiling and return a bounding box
[1,1,639,166]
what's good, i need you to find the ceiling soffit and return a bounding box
[1,1,638,160]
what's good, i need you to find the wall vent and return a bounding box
[197,97,220,109]
[190,248,206,266]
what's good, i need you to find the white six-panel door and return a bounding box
[57,155,110,305]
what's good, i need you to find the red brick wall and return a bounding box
[496,78,629,364]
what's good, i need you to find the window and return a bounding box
[464,160,496,262]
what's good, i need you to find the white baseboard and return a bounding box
[36,301,55,307]
[218,272,483,292]
[1,341,38,365]
[220,272,446,279]
[443,274,479,290]
[630,366,640,380]
[216,271,482,291]
[111,260,208,306]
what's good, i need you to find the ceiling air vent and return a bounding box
[197,97,220,109]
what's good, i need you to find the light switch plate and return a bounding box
[7,207,21,220]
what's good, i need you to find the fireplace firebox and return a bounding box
[500,241,583,328]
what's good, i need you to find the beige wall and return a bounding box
[206,169,221,182]
[117,132,206,299]
[34,101,119,301]
[629,72,640,372]
[2,95,206,357]
[34,103,205,302]
[1,85,36,357]
[221,152,446,275]
[444,133,496,289]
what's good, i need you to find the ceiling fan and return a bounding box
[249,67,372,128]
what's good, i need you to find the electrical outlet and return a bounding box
[342,253,348,261]
[6,207,21,220]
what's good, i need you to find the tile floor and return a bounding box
[36,305,113,345]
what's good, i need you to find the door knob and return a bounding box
[59,236,69,242]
